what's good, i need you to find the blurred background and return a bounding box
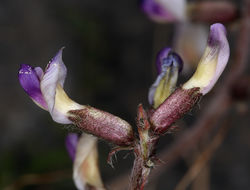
[0,0,249,189]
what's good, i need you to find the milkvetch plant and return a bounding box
[18,23,229,190]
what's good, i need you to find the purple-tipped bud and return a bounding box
[156,48,183,74]
[150,87,201,134]
[149,48,183,108]
[68,106,134,146]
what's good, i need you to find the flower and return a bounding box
[18,48,134,146]
[148,47,183,108]
[18,48,84,124]
[173,23,208,71]
[65,133,105,190]
[182,23,230,94]
[150,23,230,134]
[140,0,187,23]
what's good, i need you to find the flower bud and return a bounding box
[148,48,183,108]
[68,106,134,146]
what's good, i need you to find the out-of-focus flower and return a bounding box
[66,133,105,190]
[173,23,208,72]
[140,0,237,23]
[150,23,230,134]
[148,47,183,108]
[140,0,187,23]
[18,49,134,146]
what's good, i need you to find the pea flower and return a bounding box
[140,0,187,23]
[148,47,183,109]
[150,23,230,134]
[18,48,134,146]
[18,48,84,124]
[65,133,105,190]
[182,23,229,94]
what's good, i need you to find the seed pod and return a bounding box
[150,87,201,134]
[68,106,134,146]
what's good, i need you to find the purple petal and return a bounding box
[65,133,79,161]
[140,0,186,23]
[156,47,172,74]
[149,50,182,107]
[18,64,47,110]
[155,47,183,74]
[141,0,176,22]
[34,67,44,80]
[40,48,67,122]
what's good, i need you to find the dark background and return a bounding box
[0,0,249,190]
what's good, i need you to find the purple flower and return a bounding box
[19,48,134,146]
[140,0,186,23]
[183,23,230,94]
[18,48,84,124]
[148,47,183,108]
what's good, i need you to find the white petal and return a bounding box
[41,48,83,124]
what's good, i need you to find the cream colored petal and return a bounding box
[73,134,105,190]
[52,85,84,124]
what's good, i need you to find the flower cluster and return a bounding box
[18,18,229,190]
